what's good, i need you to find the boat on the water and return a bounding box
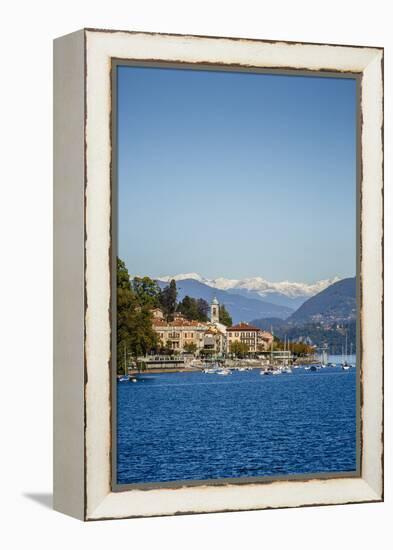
[203,363,221,374]
[281,366,293,374]
[217,368,231,376]
[340,335,354,370]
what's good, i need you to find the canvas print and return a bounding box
[114,64,358,486]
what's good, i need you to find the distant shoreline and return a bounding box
[126,367,200,374]
[122,357,322,376]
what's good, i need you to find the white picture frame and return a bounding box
[53,28,383,520]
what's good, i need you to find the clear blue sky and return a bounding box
[117,65,357,283]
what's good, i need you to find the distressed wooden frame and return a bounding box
[53,28,384,521]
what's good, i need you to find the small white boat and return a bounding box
[217,368,231,376]
[118,376,129,382]
[272,370,282,375]
[280,366,293,374]
[342,365,350,371]
[203,363,222,374]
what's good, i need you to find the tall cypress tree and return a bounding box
[160,279,177,318]
[219,304,232,327]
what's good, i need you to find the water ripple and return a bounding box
[117,368,357,484]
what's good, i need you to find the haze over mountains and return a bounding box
[156,273,354,325]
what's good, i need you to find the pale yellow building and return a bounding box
[152,317,208,351]
[151,299,227,354]
[226,322,273,353]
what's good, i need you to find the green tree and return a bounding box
[271,335,284,351]
[229,341,250,357]
[183,342,197,354]
[219,304,232,327]
[200,348,214,357]
[196,298,209,321]
[165,340,174,355]
[288,342,314,356]
[117,258,137,373]
[132,276,161,307]
[177,295,195,320]
[177,295,209,322]
[117,258,158,373]
[117,257,132,290]
[160,279,177,317]
[128,306,158,362]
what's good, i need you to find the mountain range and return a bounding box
[157,274,356,326]
[251,277,356,328]
[288,277,356,323]
[159,272,340,310]
[249,277,357,351]
[157,278,293,323]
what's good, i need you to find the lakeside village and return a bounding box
[117,259,355,380]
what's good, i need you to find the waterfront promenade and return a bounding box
[123,353,320,375]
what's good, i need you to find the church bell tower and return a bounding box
[210,297,219,323]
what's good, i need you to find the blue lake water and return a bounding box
[117,362,357,485]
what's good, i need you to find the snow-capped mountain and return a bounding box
[158,273,340,300]
[156,278,293,323]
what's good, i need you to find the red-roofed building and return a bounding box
[151,299,228,354]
